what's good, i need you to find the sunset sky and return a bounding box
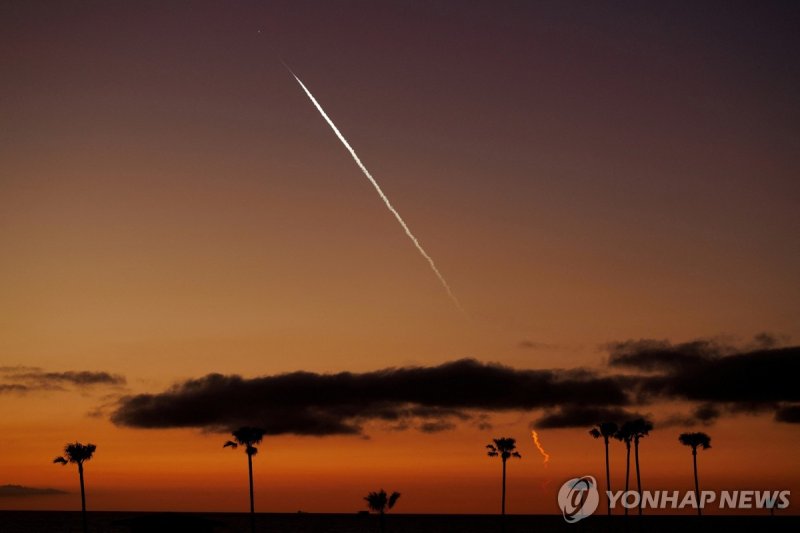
[1,1,799,515]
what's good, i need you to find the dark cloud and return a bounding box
[606,339,725,372]
[607,337,799,426]
[109,336,799,435]
[0,485,67,498]
[13,370,126,388]
[112,358,631,435]
[473,414,493,431]
[536,337,799,428]
[692,403,721,423]
[751,332,790,350]
[637,347,800,405]
[533,406,645,429]
[661,402,777,429]
[0,366,41,372]
[657,413,700,429]
[0,384,29,394]
[0,368,126,393]
[775,405,800,424]
[418,420,457,433]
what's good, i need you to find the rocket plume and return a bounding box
[284,64,465,314]
[532,430,550,467]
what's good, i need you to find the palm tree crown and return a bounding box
[53,442,96,533]
[224,425,266,533]
[630,418,654,442]
[487,437,521,517]
[679,432,712,451]
[486,437,522,461]
[364,489,401,514]
[679,431,712,517]
[224,426,265,456]
[53,442,96,465]
[614,422,635,445]
[589,421,619,440]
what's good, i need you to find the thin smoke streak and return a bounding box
[532,430,550,467]
[285,66,465,314]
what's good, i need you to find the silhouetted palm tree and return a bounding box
[364,489,400,533]
[486,437,521,516]
[614,421,635,516]
[53,442,96,533]
[679,432,711,516]
[589,422,618,516]
[630,418,653,515]
[224,426,265,533]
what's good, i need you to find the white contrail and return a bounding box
[285,66,465,314]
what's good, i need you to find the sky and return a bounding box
[1,0,799,515]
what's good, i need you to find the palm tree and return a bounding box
[614,421,635,516]
[364,489,401,533]
[486,437,522,516]
[630,418,653,515]
[589,422,618,516]
[53,442,96,533]
[679,432,711,516]
[224,426,265,533]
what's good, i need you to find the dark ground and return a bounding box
[0,512,797,533]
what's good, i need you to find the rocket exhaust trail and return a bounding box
[532,431,550,467]
[284,64,465,315]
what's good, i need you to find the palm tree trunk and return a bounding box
[248,453,255,533]
[379,510,385,533]
[634,437,642,516]
[78,462,87,533]
[604,437,611,516]
[624,442,631,517]
[501,458,507,516]
[693,449,701,517]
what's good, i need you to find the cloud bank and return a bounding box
[111,359,630,435]
[110,335,799,435]
[0,367,126,393]
[606,337,799,425]
[0,485,67,498]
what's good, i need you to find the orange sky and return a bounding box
[1,0,799,515]
[3,407,800,514]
